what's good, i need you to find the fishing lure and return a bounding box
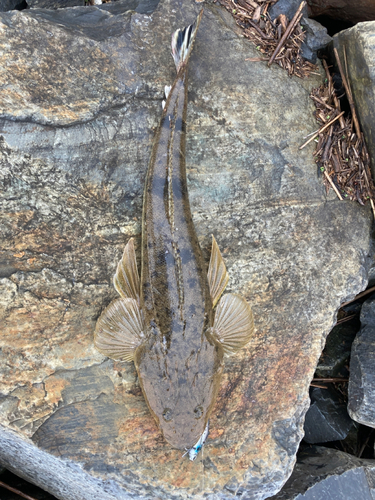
[182,421,209,461]
[94,10,254,456]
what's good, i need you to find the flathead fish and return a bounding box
[94,10,254,455]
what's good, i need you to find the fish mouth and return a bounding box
[164,434,202,451]
[160,419,208,450]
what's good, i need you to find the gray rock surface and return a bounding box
[270,446,375,500]
[0,1,372,499]
[303,387,353,443]
[333,22,375,178]
[348,295,375,428]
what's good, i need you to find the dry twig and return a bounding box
[305,55,375,210]
[334,48,361,138]
[312,378,349,382]
[268,1,306,66]
[299,111,345,149]
[340,285,375,307]
[324,169,343,200]
[218,0,316,78]
[0,480,38,500]
[335,313,357,325]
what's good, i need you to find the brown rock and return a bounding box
[0,1,372,499]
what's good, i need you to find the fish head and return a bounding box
[135,335,223,450]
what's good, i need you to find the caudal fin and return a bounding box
[171,10,203,73]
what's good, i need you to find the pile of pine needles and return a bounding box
[300,48,375,214]
[218,0,317,77]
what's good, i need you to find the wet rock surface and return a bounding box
[303,386,353,444]
[348,295,375,428]
[270,445,375,499]
[0,1,373,499]
[333,22,375,177]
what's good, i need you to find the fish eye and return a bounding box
[162,408,173,421]
[193,405,203,419]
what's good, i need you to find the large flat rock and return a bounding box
[0,1,372,499]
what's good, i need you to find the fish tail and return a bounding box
[171,10,203,73]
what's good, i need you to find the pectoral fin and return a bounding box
[114,238,140,302]
[94,298,144,362]
[207,236,229,307]
[212,293,254,355]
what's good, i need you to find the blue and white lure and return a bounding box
[182,422,209,461]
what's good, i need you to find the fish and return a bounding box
[94,10,254,455]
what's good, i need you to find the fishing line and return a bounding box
[201,437,205,494]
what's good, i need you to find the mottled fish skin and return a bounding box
[136,22,224,450]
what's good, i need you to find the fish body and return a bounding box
[136,17,224,448]
[94,11,254,454]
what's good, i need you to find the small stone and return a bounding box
[300,17,332,64]
[348,295,375,428]
[304,387,354,444]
